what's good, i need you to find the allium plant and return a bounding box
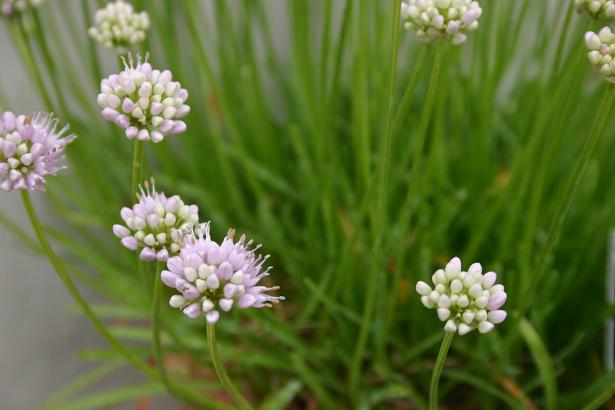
[419,257,507,410]
[575,0,615,20]
[113,180,199,262]
[88,0,149,49]
[401,0,482,45]
[6,1,615,409]
[0,112,75,191]
[98,59,189,142]
[161,223,284,324]
[0,0,42,16]
[416,256,507,335]
[585,27,615,82]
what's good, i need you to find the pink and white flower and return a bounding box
[161,223,284,324]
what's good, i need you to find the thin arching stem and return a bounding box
[206,323,254,410]
[21,190,215,409]
[21,190,154,376]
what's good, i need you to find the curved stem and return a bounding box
[206,323,254,410]
[20,190,155,377]
[429,332,454,410]
[21,190,214,409]
[131,140,145,200]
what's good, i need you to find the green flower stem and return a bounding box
[131,138,145,199]
[22,190,215,409]
[429,332,454,410]
[151,261,182,402]
[349,1,401,401]
[80,0,103,83]
[206,323,254,410]
[378,47,443,360]
[30,9,70,117]
[130,139,149,293]
[20,190,155,377]
[520,85,615,313]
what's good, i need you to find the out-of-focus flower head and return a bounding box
[0,0,43,17]
[416,257,507,335]
[161,223,284,324]
[97,55,190,143]
[585,27,615,82]
[88,0,149,49]
[575,0,615,20]
[401,0,482,45]
[0,112,75,191]
[113,179,199,262]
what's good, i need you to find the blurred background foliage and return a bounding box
[2,0,615,408]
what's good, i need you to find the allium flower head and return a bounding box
[575,0,615,20]
[161,223,284,324]
[1,0,43,17]
[113,180,199,262]
[0,112,75,191]
[416,257,507,335]
[585,27,615,82]
[98,57,190,143]
[88,0,149,49]
[401,0,482,45]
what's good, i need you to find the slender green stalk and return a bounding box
[81,0,103,83]
[349,1,401,401]
[151,262,171,392]
[404,47,443,182]
[520,85,615,313]
[206,323,254,410]
[22,190,217,409]
[131,140,145,199]
[391,46,429,138]
[30,9,70,116]
[429,332,454,410]
[20,190,154,377]
[150,263,199,405]
[131,139,148,294]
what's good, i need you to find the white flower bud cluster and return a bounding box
[113,180,199,262]
[575,0,615,20]
[401,0,482,45]
[98,59,190,142]
[0,0,43,17]
[88,0,149,49]
[416,257,507,335]
[585,27,615,82]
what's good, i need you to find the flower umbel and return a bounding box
[401,0,482,45]
[0,112,75,191]
[113,179,199,262]
[161,223,284,324]
[98,57,190,143]
[88,0,149,49]
[585,27,615,82]
[575,0,615,20]
[416,257,507,335]
[0,0,43,17]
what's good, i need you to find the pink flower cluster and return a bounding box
[161,223,284,324]
[0,112,75,191]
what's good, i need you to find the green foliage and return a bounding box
[2,0,615,408]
